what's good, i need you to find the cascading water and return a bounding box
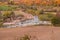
[18,16,40,26]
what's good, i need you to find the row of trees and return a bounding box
[7,0,60,6]
[0,0,60,6]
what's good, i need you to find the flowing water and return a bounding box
[4,16,51,28]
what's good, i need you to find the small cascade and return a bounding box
[18,16,40,26]
[3,15,51,28]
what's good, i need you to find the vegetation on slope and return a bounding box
[0,5,17,11]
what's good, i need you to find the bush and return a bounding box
[0,22,3,27]
[0,13,3,27]
[0,19,3,27]
[20,35,30,40]
[51,16,60,26]
[38,13,54,21]
[2,11,11,18]
[38,15,48,21]
[2,11,15,22]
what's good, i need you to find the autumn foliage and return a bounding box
[11,0,60,5]
[0,0,60,5]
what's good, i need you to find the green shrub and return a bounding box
[20,35,30,40]
[38,13,54,21]
[38,15,48,21]
[0,13,3,27]
[0,19,3,27]
[51,16,60,26]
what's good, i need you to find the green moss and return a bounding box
[0,5,17,11]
